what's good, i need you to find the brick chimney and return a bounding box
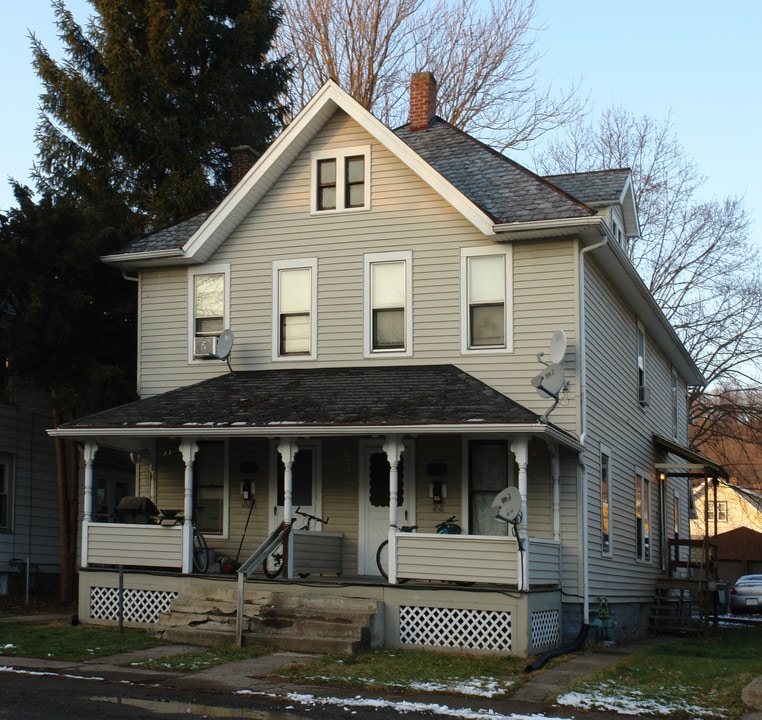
[230,145,259,186]
[409,71,437,131]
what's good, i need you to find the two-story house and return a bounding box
[51,73,725,655]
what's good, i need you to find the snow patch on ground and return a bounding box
[557,681,725,718]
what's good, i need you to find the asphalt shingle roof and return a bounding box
[543,169,631,206]
[114,210,213,256]
[393,118,594,223]
[63,365,541,430]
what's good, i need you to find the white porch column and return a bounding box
[81,441,98,568]
[510,435,529,591]
[179,439,199,573]
[383,435,405,584]
[277,438,299,580]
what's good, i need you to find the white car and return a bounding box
[729,575,762,613]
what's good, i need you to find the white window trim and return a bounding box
[272,258,318,361]
[636,321,647,403]
[310,145,371,214]
[460,246,513,354]
[188,264,231,364]
[600,444,613,557]
[635,467,651,563]
[268,439,323,532]
[363,250,413,358]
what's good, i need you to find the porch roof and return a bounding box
[51,364,580,448]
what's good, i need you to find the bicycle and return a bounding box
[262,507,329,579]
[156,509,209,573]
[376,516,473,585]
[375,523,417,581]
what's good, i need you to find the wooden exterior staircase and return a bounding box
[153,586,381,653]
[649,538,720,634]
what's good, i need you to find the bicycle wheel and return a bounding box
[193,528,209,573]
[376,540,389,579]
[263,545,284,578]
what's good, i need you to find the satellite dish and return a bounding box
[550,330,567,364]
[214,328,235,374]
[492,487,522,523]
[215,328,234,360]
[531,363,565,399]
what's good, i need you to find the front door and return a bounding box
[269,443,320,529]
[360,444,410,575]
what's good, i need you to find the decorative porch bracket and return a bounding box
[179,439,199,573]
[510,435,529,591]
[383,434,405,584]
[80,441,99,568]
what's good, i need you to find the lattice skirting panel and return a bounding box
[90,586,178,624]
[399,605,512,651]
[531,608,560,651]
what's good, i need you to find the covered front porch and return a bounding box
[53,365,583,654]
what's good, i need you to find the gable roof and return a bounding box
[50,364,580,448]
[102,82,606,269]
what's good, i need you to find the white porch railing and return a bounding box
[85,522,183,569]
[396,533,560,588]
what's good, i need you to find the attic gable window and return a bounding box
[312,146,370,213]
[189,265,230,362]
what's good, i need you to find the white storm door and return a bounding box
[269,443,320,529]
[360,444,411,575]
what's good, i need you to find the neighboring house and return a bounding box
[691,479,762,584]
[0,381,60,595]
[51,73,725,654]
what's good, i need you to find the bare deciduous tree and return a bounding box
[275,0,582,149]
[537,107,762,476]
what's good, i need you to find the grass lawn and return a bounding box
[0,620,165,660]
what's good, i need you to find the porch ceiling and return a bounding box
[49,364,580,449]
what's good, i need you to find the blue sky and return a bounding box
[2,0,760,250]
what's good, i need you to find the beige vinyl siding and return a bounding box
[0,387,60,572]
[582,258,692,603]
[87,523,182,567]
[413,435,463,534]
[135,109,581,439]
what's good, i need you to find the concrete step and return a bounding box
[154,589,379,653]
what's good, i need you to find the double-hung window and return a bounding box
[635,471,651,561]
[0,454,13,531]
[600,446,612,556]
[364,251,412,356]
[461,247,512,353]
[189,266,230,361]
[273,259,317,360]
[636,323,649,405]
[312,146,370,213]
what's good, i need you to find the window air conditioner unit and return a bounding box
[194,335,217,358]
[638,385,650,406]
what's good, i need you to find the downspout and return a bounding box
[578,232,608,627]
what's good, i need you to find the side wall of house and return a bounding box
[0,387,60,575]
[582,253,693,624]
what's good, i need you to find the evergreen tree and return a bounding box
[0,183,138,599]
[32,0,291,228]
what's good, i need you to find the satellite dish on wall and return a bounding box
[214,328,235,373]
[549,329,567,364]
[531,363,565,400]
[492,487,522,523]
